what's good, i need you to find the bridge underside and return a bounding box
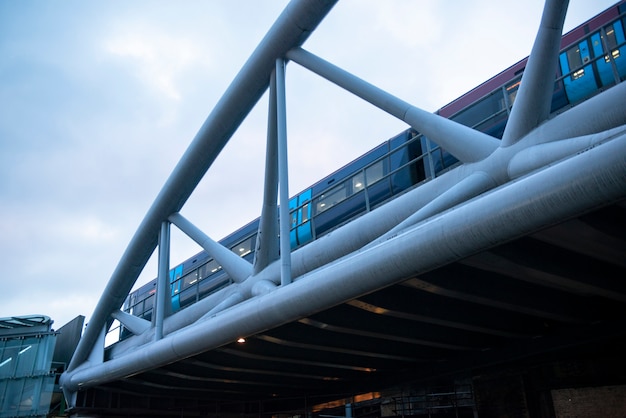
[71,200,626,417]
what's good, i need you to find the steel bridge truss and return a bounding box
[61,0,626,411]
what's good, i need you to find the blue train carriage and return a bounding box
[559,1,626,103]
[121,264,183,323]
[290,129,427,246]
[120,0,626,332]
[121,220,259,322]
[174,219,259,311]
[438,0,625,135]
[120,128,429,326]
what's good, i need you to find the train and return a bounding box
[121,0,626,330]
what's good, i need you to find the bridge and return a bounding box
[59,0,626,416]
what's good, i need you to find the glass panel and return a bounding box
[566,44,583,70]
[17,377,38,414]
[301,203,310,223]
[451,91,506,129]
[352,172,365,192]
[37,375,55,415]
[3,378,25,415]
[365,160,384,186]
[106,320,121,347]
[0,339,15,364]
[0,340,19,379]
[130,299,141,317]
[604,22,624,64]
[606,23,618,49]
[182,270,199,289]
[506,79,521,107]
[142,308,153,322]
[0,379,7,412]
[315,182,347,213]
[125,293,136,314]
[231,236,254,257]
[143,295,154,316]
[199,260,221,279]
[38,335,55,373]
[15,337,38,377]
[290,210,298,230]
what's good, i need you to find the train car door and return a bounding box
[559,39,598,103]
[169,264,183,312]
[296,189,313,246]
[289,189,313,249]
[592,21,626,87]
[289,196,298,249]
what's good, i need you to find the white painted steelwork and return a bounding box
[61,0,626,407]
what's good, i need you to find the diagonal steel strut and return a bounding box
[67,0,338,373]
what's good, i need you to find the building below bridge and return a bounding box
[70,330,626,418]
[2,314,625,416]
[0,315,83,418]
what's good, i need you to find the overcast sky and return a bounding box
[0,0,617,330]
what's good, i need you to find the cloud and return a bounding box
[104,25,210,102]
[0,0,619,331]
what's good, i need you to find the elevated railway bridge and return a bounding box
[60,0,626,416]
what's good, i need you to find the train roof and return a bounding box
[438,0,624,119]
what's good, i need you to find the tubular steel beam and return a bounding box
[60,134,626,391]
[501,0,569,146]
[253,69,280,275]
[155,221,170,341]
[169,212,252,283]
[276,58,292,286]
[63,0,626,402]
[67,0,338,373]
[285,47,500,163]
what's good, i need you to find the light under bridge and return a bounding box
[60,0,626,416]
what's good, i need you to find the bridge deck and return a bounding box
[70,200,626,416]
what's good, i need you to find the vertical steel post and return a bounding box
[253,71,280,275]
[276,58,291,286]
[155,221,170,340]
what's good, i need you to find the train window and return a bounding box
[565,44,586,80]
[143,295,154,314]
[126,293,137,315]
[352,172,364,192]
[606,49,621,62]
[315,182,347,213]
[604,22,622,62]
[301,203,310,223]
[506,79,521,107]
[606,24,618,49]
[232,236,254,257]
[199,260,221,279]
[365,160,385,186]
[450,91,506,130]
[566,45,582,68]
[182,270,199,289]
